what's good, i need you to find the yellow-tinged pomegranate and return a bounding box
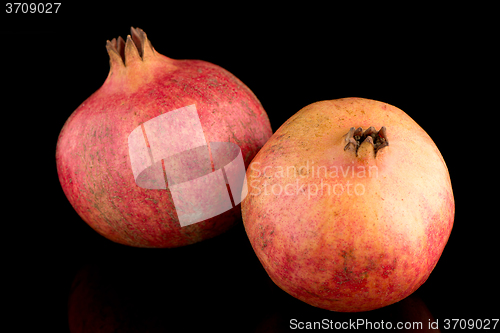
[242,97,454,312]
[56,27,272,248]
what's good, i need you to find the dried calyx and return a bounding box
[344,126,388,156]
[105,27,156,68]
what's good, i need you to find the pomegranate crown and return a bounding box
[344,126,389,158]
[105,27,157,69]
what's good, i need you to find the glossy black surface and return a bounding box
[3,4,495,332]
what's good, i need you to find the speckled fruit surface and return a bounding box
[242,97,454,312]
[56,27,272,248]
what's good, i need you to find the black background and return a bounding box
[3,3,496,332]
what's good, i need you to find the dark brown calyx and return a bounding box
[344,126,388,156]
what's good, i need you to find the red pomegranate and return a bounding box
[242,98,454,312]
[56,27,272,248]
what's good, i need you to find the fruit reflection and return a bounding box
[68,226,274,332]
[254,289,440,332]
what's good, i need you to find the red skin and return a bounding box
[56,28,272,248]
[242,98,454,312]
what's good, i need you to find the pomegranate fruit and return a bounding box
[242,97,454,312]
[56,27,272,248]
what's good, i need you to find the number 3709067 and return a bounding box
[6,3,61,13]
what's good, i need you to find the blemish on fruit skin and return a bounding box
[381,258,398,278]
[257,223,275,251]
[145,197,158,204]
